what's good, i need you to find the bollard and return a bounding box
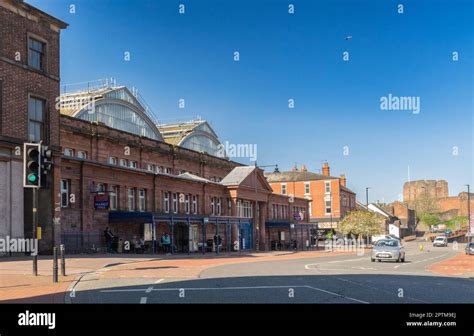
[60,244,66,276]
[33,255,38,276]
[53,246,58,283]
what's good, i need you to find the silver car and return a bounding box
[371,239,405,262]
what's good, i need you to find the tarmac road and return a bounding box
[68,241,474,304]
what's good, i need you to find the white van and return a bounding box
[433,236,448,247]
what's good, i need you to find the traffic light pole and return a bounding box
[32,187,38,276]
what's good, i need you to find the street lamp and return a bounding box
[366,187,370,209]
[466,184,471,243]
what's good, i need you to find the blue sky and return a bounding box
[29,0,473,202]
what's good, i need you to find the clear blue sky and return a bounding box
[29,0,473,203]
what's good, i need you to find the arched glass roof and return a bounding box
[180,133,224,157]
[63,87,163,141]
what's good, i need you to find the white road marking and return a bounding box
[102,284,368,303]
[145,286,153,293]
[304,285,369,304]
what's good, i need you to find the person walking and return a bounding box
[104,227,114,253]
[161,232,171,255]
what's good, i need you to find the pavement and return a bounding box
[1,241,472,304]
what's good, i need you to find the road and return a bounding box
[68,241,474,304]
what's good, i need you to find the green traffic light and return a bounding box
[28,174,38,184]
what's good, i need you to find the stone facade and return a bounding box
[403,180,449,202]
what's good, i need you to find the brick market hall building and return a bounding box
[58,84,312,253]
[1,0,312,254]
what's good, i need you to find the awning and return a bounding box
[109,211,153,224]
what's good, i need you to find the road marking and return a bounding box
[102,284,368,304]
[304,285,369,304]
[145,286,153,293]
[305,258,365,269]
[155,278,165,284]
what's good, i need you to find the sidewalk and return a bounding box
[427,252,474,277]
[0,249,351,303]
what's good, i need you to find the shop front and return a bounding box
[109,211,253,254]
[266,221,318,251]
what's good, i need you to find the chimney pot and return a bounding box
[340,174,347,187]
[322,162,330,176]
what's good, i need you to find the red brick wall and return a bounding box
[0,3,63,147]
[269,179,355,220]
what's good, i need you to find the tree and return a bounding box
[339,210,385,240]
[420,213,440,226]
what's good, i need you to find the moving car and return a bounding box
[433,236,448,247]
[371,235,392,245]
[465,243,474,255]
[371,239,405,262]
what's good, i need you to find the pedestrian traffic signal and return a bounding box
[23,143,41,188]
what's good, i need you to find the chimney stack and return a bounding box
[339,174,346,187]
[301,164,307,172]
[291,164,299,172]
[322,162,330,176]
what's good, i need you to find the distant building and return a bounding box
[265,162,356,231]
[357,201,416,238]
[403,180,448,202]
[403,179,473,219]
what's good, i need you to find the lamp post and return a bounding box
[466,184,471,243]
[366,187,370,209]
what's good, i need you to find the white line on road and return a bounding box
[304,285,369,304]
[100,284,368,303]
[145,286,153,293]
[305,258,366,269]
[140,297,147,304]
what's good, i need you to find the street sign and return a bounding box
[94,194,109,209]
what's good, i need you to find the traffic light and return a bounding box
[23,143,41,188]
[41,145,53,188]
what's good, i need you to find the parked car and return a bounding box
[445,229,453,235]
[371,239,405,262]
[465,243,474,255]
[433,236,448,247]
